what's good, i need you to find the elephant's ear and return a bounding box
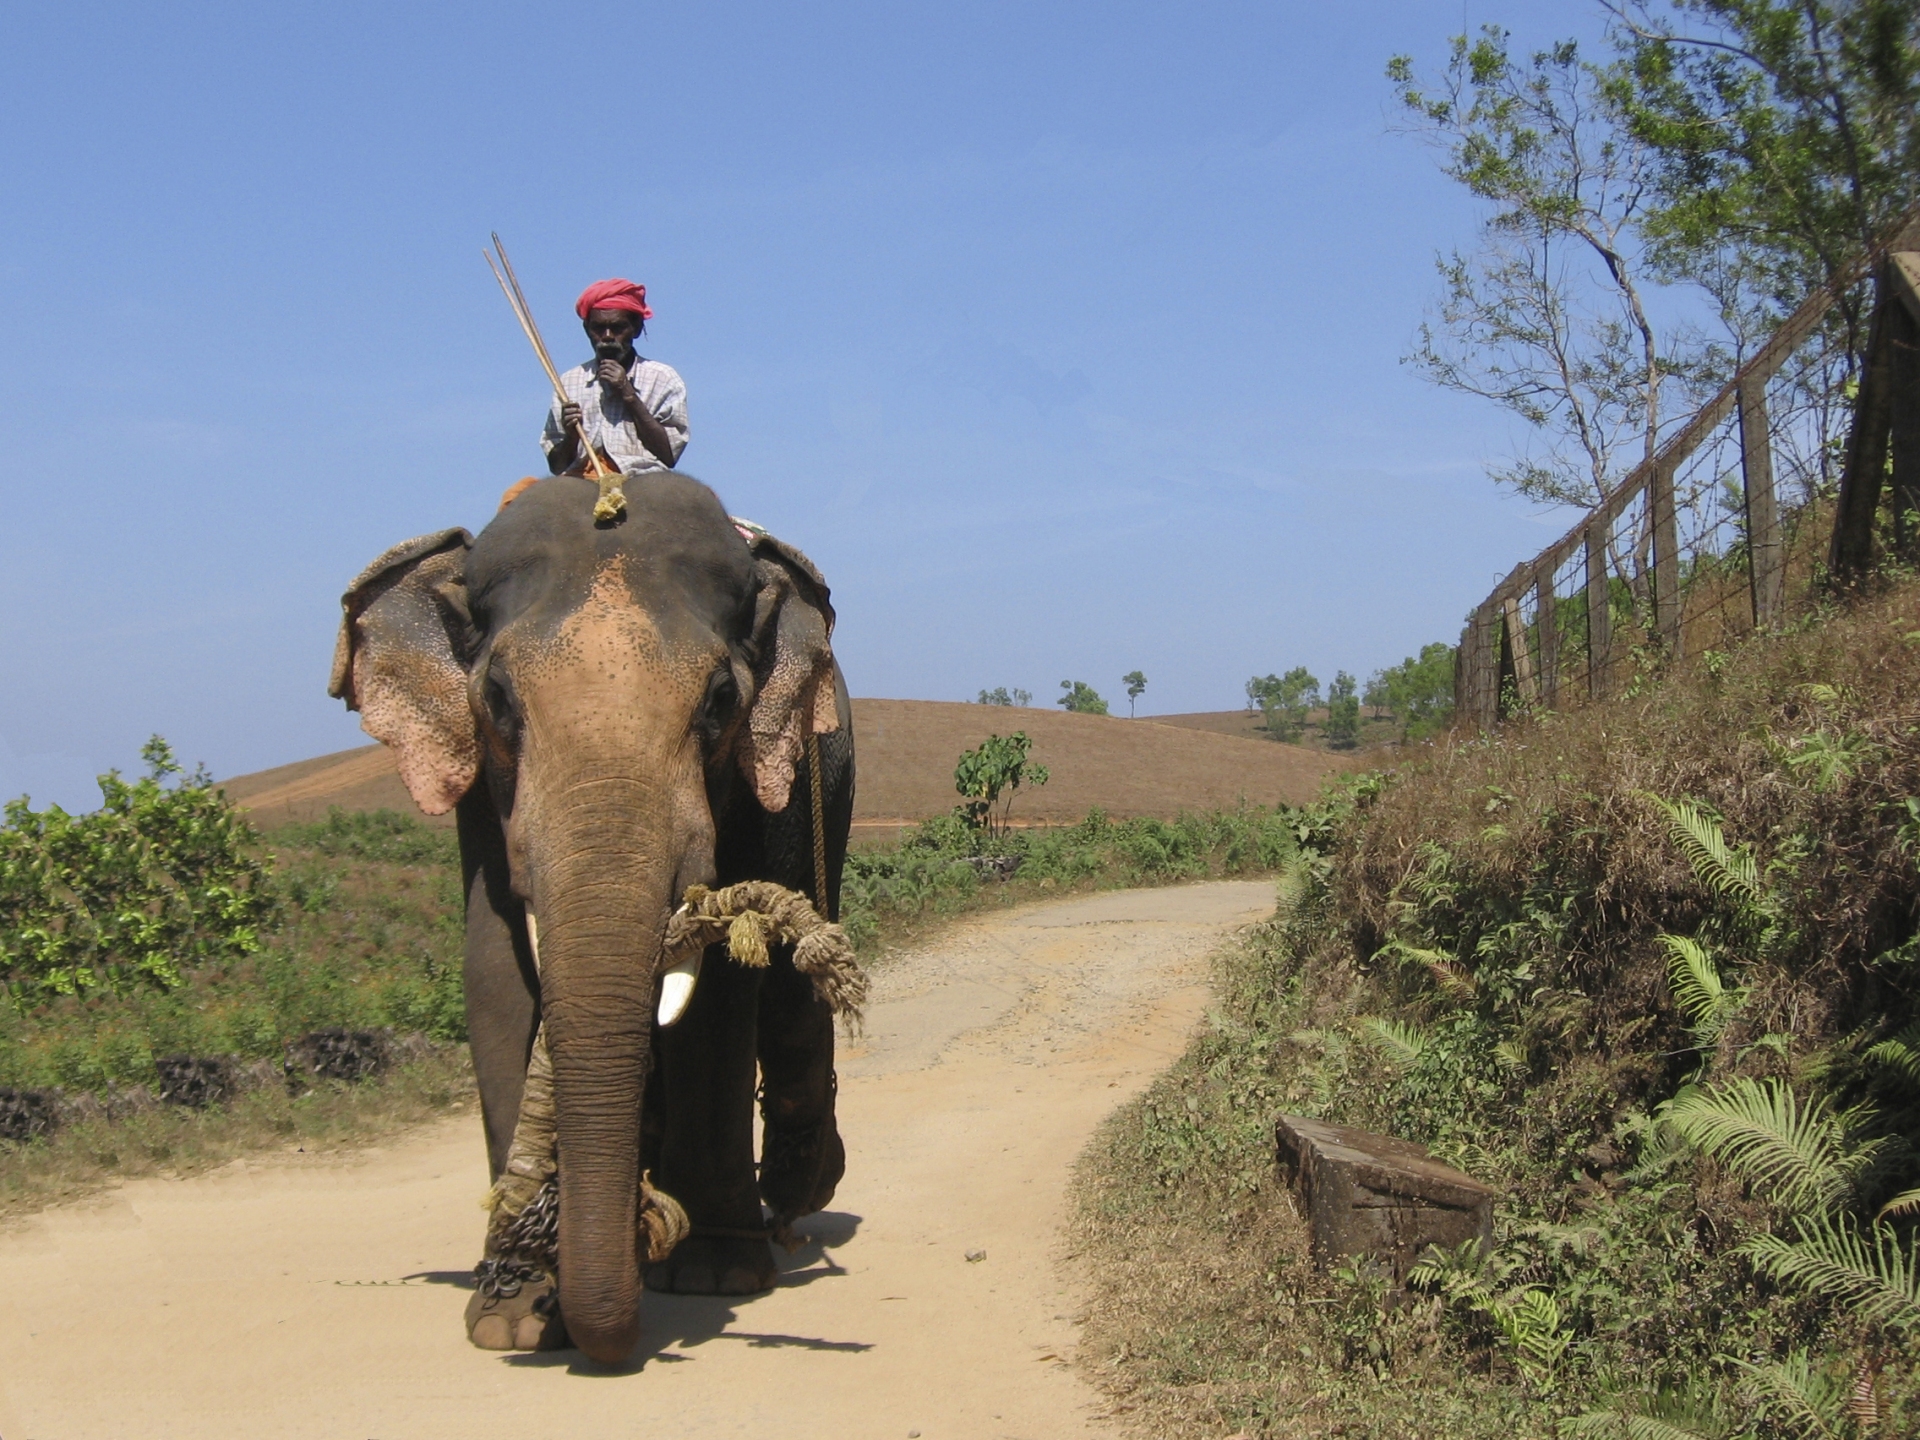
[328,528,479,816]
[740,536,839,813]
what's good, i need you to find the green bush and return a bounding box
[0,738,274,1001]
[0,768,466,1096]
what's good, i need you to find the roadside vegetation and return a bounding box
[843,803,1301,958]
[841,726,1304,956]
[0,772,471,1215]
[0,725,1309,1213]
[1074,582,1920,1438]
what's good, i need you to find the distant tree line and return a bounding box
[1245,642,1455,749]
[972,673,1150,718]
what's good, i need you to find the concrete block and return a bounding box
[1276,1113,1497,1282]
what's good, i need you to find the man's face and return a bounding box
[585,308,640,363]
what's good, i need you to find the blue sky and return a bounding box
[0,1,1609,809]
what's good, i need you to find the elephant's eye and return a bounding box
[482,667,521,741]
[696,666,739,742]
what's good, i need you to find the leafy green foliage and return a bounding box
[272,806,459,865]
[0,739,274,1002]
[1073,586,1920,1435]
[0,799,466,1096]
[1056,679,1108,715]
[840,803,1305,958]
[1387,27,1689,539]
[1122,670,1147,718]
[1247,667,1320,743]
[1615,0,1920,323]
[951,732,1049,839]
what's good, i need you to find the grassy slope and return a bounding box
[1074,583,1920,1438]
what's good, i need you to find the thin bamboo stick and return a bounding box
[483,235,622,511]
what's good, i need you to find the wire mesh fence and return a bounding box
[1455,211,1920,729]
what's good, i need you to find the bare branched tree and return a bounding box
[1390,32,1720,610]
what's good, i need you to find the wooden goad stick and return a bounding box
[483,234,627,524]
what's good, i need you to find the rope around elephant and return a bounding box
[481,880,867,1274]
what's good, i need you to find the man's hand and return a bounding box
[548,401,585,475]
[595,359,638,406]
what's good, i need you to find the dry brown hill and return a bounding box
[225,700,1348,837]
[1152,709,1270,741]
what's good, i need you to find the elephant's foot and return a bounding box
[466,1260,568,1351]
[644,1230,777,1295]
[758,1093,846,1224]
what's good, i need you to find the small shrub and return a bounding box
[0,738,274,1001]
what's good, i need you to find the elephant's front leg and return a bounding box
[644,946,777,1295]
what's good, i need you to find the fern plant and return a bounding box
[1877,1186,1920,1222]
[1659,935,1748,1049]
[1646,795,1789,959]
[1862,1024,1920,1089]
[1652,795,1761,903]
[1559,1383,1735,1439]
[1743,1213,1920,1330]
[1664,1077,1882,1214]
[1358,1016,1432,1068]
[1408,1239,1572,1389]
[1735,1350,1855,1440]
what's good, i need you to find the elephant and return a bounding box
[328,470,854,1364]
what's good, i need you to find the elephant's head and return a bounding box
[328,473,837,1362]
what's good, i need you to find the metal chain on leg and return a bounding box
[474,1178,560,1299]
[806,730,831,921]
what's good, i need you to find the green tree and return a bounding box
[1613,0,1920,346]
[1377,642,1458,740]
[1122,670,1147,718]
[1057,680,1109,715]
[976,686,1032,707]
[0,737,274,1001]
[1362,670,1392,719]
[1245,667,1320,743]
[1388,30,1718,621]
[953,732,1050,839]
[1324,670,1361,749]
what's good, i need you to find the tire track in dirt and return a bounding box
[0,881,1274,1440]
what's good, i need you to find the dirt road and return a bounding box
[0,881,1274,1440]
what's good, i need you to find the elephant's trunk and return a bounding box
[533,789,677,1366]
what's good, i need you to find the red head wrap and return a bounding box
[575,278,653,321]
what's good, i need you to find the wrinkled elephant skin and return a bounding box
[331,473,853,1364]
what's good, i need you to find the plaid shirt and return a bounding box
[541,356,688,474]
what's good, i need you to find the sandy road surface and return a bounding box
[0,881,1274,1440]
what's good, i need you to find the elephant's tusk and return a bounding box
[524,909,541,971]
[657,905,701,1026]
